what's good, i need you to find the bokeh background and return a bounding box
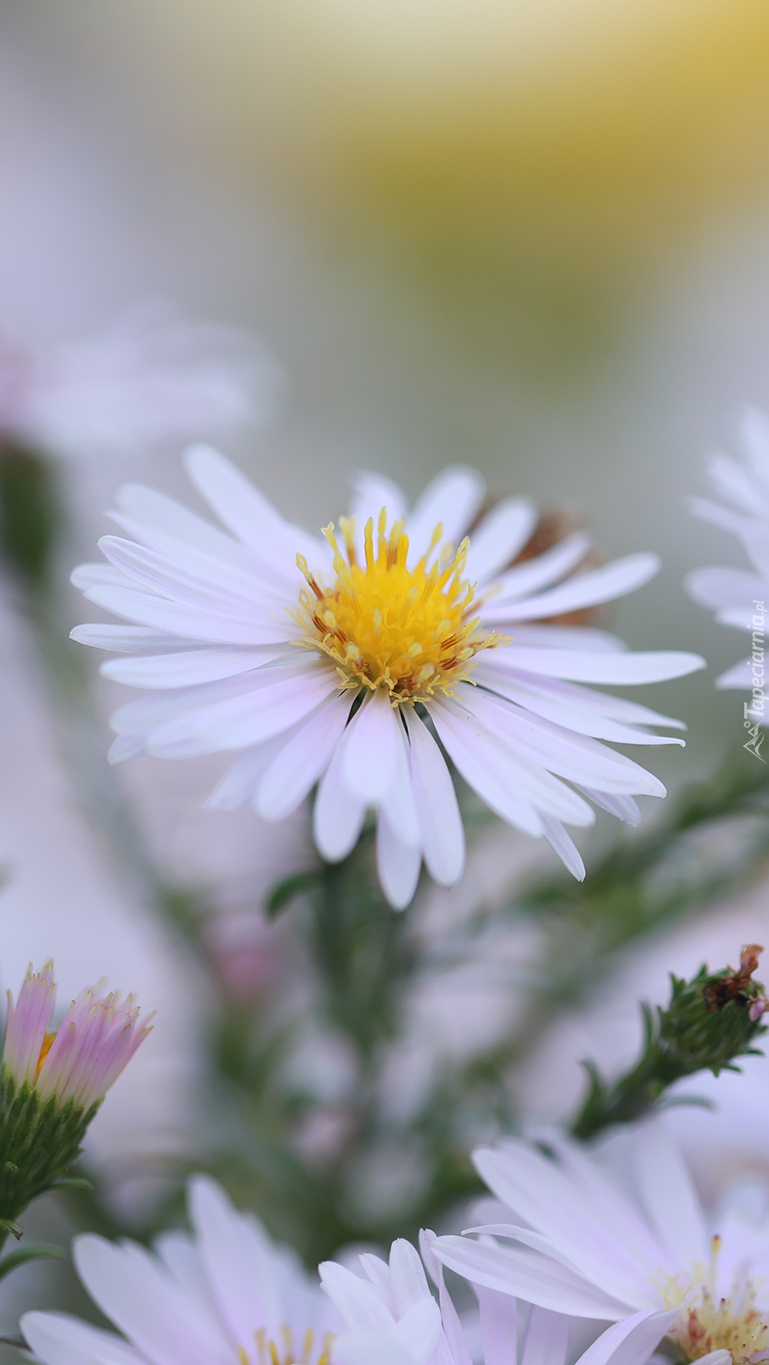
[4,0,769,1335]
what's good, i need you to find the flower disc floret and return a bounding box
[294,510,502,702]
[662,1241,769,1365]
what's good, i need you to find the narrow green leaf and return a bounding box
[0,1244,66,1280]
[266,870,322,918]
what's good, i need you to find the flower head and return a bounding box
[321,1230,679,1365]
[687,409,769,717]
[22,1176,340,1365]
[0,302,282,462]
[72,449,703,907]
[433,1120,762,1365]
[3,960,152,1111]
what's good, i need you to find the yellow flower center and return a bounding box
[662,1239,769,1365]
[238,1327,333,1365]
[292,510,503,704]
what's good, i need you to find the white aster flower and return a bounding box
[22,1176,340,1365]
[0,302,282,462]
[320,1229,679,1365]
[72,448,703,907]
[687,409,769,716]
[434,1121,765,1365]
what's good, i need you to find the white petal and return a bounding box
[22,1312,147,1365]
[111,480,261,569]
[101,647,285,688]
[471,1144,656,1305]
[432,1237,629,1319]
[406,467,486,562]
[376,813,422,910]
[577,787,641,825]
[391,1299,443,1363]
[184,444,330,577]
[575,1310,680,1365]
[332,1332,414,1365]
[686,566,764,611]
[319,1261,396,1332]
[388,1240,432,1314]
[343,691,400,802]
[189,1174,283,1345]
[71,623,194,653]
[71,562,128,590]
[427,701,542,836]
[476,1288,517,1365]
[144,666,338,759]
[633,1123,708,1269]
[431,696,595,825]
[314,730,367,861]
[206,733,299,810]
[687,495,751,539]
[257,693,352,820]
[484,554,659,624]
[508,624,626,652]
[490,646,705,685]
[377,713,420,848]
[82,582,291,646]
[474,666,684,747]
[464,498,538,584]
[460,686,669,795]
[72,1235,230,1365]
[404,711,465,886]
[741,407,769,486]
[521,1307,568,1365]
[540,816,585,879]
[491,533,592,603]
[706,452,769,516]
[98,534,288,615]
[716,657,753,689]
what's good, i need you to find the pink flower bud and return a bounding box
[3,962,153,1110]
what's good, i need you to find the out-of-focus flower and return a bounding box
[0,303,283,462]
[21,1176,341,1365]
[4,960,152,1113]
[434,1121,760,1365]
[321,1230,678,1365]
[71,449,703,906]
[687,409,769,720]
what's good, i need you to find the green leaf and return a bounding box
[266,870,322,918]
[0,1244,66,1281]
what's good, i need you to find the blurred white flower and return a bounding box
[22,1175,340,1365]
[687,409,769,715]
[0,303,283,462]
[321,1230,678,1365]
[71,448,703,907]
[434,1121,758,1365]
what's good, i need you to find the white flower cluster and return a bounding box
[24,1121,758,1365]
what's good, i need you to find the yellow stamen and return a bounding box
[661,1241,769,1365]
[292,510,505,703]
[36,1032,55,1077]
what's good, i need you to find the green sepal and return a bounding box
[0,1070,98,1227]
[0,1220,22,1242]
[0,1243,66,1281]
